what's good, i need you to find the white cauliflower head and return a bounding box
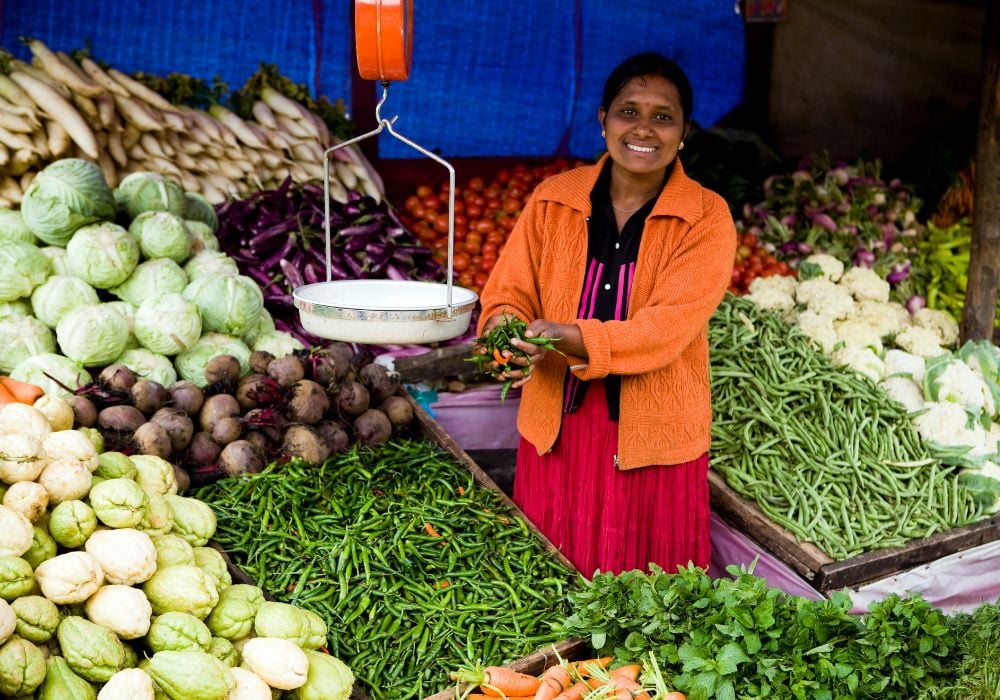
[834,318,884,353]
[923,356,995,417]
[796,278,838,308]
[879,376,925,413]
[913,402,988,456]
[884,349,927,384]
[795,310,838,354]
[894,326,947,358]
[832,345,885,383]
[913,308,960,347]
[806,284,856,321]
[749,275,798,298]
[857,300,912,338]
[746,285,796,314]
[839,266,890,303]
[799,253,844,282]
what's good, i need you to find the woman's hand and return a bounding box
[472,314,510,374]
[503,319,580,388]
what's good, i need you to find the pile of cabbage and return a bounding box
[0,158,304,394]
[0,398,353,699]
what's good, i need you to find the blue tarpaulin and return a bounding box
[0,0,744,160]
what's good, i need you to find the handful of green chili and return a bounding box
[193,440,578,700]
[709,296,984,560]
[467,313,563,401]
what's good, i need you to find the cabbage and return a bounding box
[184,274,262,337]
[0,240,52,302]
[115,172,187,219]
[0,315,56,373]
[105,300,137,332]
[134,293,202,355]
[252,330,303,358]
[30,274,99,327]
[175,333,251,386]
[184,192,218,232]
[39,245,72,275]
[0,209,34,244]
[11,353,91,396]
[57,304,130,366]
[66,222,140,289]
[241,306,275,347]
[0,300,30,319]
[114,348,178,387]
[110,258,188,306]
[185,221,219,254]
[128,211,193,263]
[20,158,115,246]
[183,250,238,280]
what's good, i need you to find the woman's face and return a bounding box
[599,74,687,177]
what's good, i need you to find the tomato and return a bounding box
[743,271,757,287]
[468,176,485,192]
[432,215,449,234]
[502,197,521,215]
[485,185,502,199]
[422,195,441,211]
[487,231,505,245]
[452,253,471,272]
[481,242,498,256]
[416,184,433,198]
[480,256,497,273]
[457,270,475,286]
[736,244,751,260]
[475,219,496,234]
[474,271,490,287]
[463,239,481,255]
[466,204,483,220]
[507,185,525,200]
[741,232,757,248]
[501,215,517,231]
[661,693,686,700]
[404,195,421,212]
[731,268,742,285]
[452,200,465,214]
[496,169,512,184]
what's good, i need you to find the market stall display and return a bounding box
[0,398,355,698]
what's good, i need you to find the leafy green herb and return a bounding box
[129,71,230,110]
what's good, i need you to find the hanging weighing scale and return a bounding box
[293,0,478,345]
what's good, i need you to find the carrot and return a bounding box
[533,665,571,700]
[452,667,540,697]
[467,696,535,700]
[0,377,44,405]
[553,681,592,700]
[609,665,641,683]
[0,382,16,406]
[568,657,612,677]
[605,677,645,700]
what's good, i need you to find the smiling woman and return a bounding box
[475,52,738,578]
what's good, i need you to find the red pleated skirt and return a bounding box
[513,380,711,578]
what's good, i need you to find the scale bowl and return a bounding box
[293,279,478,344]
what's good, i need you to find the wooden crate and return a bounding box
[709,470,1000,592]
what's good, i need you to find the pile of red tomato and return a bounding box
[729,231,796,295]
[400,159,587,295]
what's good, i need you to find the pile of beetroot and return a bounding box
[67,346,416,485]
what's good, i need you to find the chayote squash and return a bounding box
[146,611,212,653]
[254,602,326,650]
[0,555,34,601]
[192,547,232,592]
[0,635,47,696]
[205,584,263,641]
[144,650,236,699]
[11,595,60,643]
[288,650,355,700]
[37,655,96,700]
[143,565,219,619]
[163,495,216,546]
[57,616,127,682]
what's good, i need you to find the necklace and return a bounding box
[612,203,642,214]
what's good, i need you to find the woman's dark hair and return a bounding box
[601,52,693,124]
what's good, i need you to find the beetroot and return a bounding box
[150,408,195,452]
[336,381,370,416]
[218,440,266,476]
[316,421,350,455]
[186,431,222,466]
[131,379,168,416]
[359,363,399,403]
[353,409,392,446]
[211,417,243,446]
[286,380,329,424]
[199,394,241,433]
[134,422,172,458]
[68,396,98,428]
[249,350,276,375]
[380,396,414,431]
[168,381,204,415]
[282,425,329,464]
[204,355,242,385]
[267,355,305,388]
[236,374,283,411]
[99,364,137,393]
[98,405,146,433]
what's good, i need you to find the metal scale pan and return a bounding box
[294,0,478,344]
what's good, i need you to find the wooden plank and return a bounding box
[393,342,480,383]
[962,0,1000,341]
[405,392,580,575]
[421,637,590,700]
[708,470,833,580]
[815,514,1000,591]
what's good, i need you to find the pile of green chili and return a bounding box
[193,440,577,700]
[709,296,984,560]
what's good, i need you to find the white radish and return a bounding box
[290,143,317,164]
[71,93,101,125]
[0,110,36,134]
[175,152,197,170]
[143,156,182,177]
[107,130,127,167]
[97,149,118,187]
[0,125,39,153]
[19,59,72,98]
[55,51,106,95]
[213,120,238,148]
[27,40,102,96]
[259,150,283,169]
[184,108,222,141]
[261,87,303,119]
[161,110,187,131]
[197,178,224,203]
[251,100,278,129]
[0,75,36,110]
[121,124,142,150]
[177,171,200,191]
[107,68,177,112]
[334,161,359,190]
[94,93,117,129]
[0,177,21,201]
[275,114,312,140]
[8,70,99,158]
[0,143,8,168]
[243,147,263,166]
[114,94,164,132]
[216,159,245,180]
[79,57,129,96]
[9,149,38,176]
[46,120,71,157]
[127,141,148,160]
[140,133,170,159]
[176,138,204,156]
[20,171,35,191]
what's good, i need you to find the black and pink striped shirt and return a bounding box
[563,160,668,420]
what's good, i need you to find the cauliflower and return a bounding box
[746,285,796,314]
[832,345,885,383]
[798,253,844,282]
[913,402,995,467]
[807,284,856,321]
[795,310,838,353]
[839,266,891,303]
[857,300,912,338]
[923,356,995,417]
[894,326,947,358]
[749,275,798,298]
[834,319,884,352]
[884,349,927,383]
[880,376,925,413]
[796,278,838,308]
[913,308,960,347]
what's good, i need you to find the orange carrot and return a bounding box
[609,665,641,683]
[0,376,44,404]
[606,677,644,700]
[553,681,592,700]
[568,657,612,677]
[533,665,571,700]
[0,382,16,406]
[467,696,535,700]
[452,667,540,697]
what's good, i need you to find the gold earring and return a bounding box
[679,141,685,150]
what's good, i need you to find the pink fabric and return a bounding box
[513,381,711,578]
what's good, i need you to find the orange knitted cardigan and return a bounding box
[477,156,737,469]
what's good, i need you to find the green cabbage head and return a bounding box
[115,172,188,220]
[10,353,91,397]
[0,315,56,373]
[0,240,52,302]
[184,192,218,232]
[0,299,30,319]
[185,221,219,254]
[115,348,178,388]
[0,208,35,244]
[111,258,188,307]
[134,293,202,356]
[184,274,262,337]
[20,158,115,246]
[57,303,130,366]
[183,250,238,280]
[40,245,72,275]
[65,222,140,289]
[57,615,127,682]
[30,274,99,328]
[175,333,250,386]
[128,211,192,263]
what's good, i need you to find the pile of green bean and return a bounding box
[709,296,984,560]
[193,440,577,700]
